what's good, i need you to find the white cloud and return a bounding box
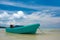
[0,11,10,19]
[0,15,2,18]
[0,10,60,28]
[0,11,25,19]
[0,11,26,25]
[13,13,20,18]
[17,11,25,17]
[9,11,25,19]
[17,10,60,28]
[31,12,60,28]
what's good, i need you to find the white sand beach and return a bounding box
[0,29,60,40]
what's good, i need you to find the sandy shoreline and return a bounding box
[0,29,60,40]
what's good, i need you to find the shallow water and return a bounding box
[0,28,60,40]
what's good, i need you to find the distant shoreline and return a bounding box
[0,27,6,28]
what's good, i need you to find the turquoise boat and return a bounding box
[6,24,40,34]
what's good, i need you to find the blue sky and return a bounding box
[0,0,60,28]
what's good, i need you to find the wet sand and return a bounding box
[0,29,60,40]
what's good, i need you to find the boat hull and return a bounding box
[6,24,40,34]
